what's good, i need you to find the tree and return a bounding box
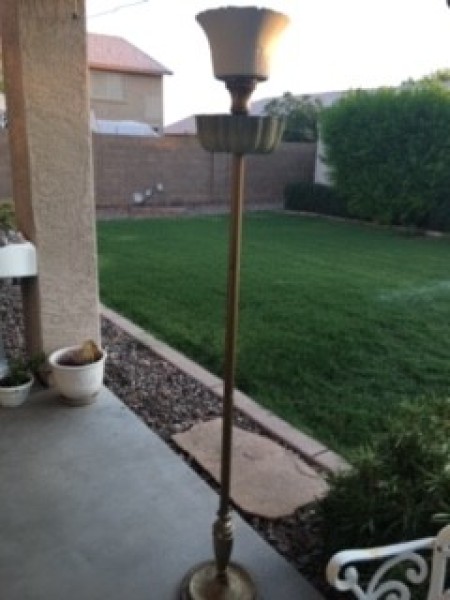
[263,92,321,142]
[422,68,450,85]
[401,69,450,89]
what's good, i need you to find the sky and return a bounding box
[86,0,450,125]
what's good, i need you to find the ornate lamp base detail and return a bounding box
[180,561,257,600]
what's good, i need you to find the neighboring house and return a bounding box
[0,34,172,134]
[164,115,197,136]
[87,33,172,134]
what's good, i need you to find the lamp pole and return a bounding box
[180,7,289,599]
[214,150,245,581]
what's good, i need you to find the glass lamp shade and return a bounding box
[196,6,289,82]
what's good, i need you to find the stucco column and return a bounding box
[0,0,100,355]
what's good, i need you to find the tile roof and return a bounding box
[165,115,197,135]
[87,33,172,76]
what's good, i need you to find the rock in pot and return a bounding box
[48,343,106,406]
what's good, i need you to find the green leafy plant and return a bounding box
[319,397,450,556]
[0,202,15,232]
[0,353,45,387]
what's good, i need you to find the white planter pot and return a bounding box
[0,376,34,408]
[48,346,106,406]
[0,241,37,278]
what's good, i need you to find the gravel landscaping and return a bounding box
[1,280,337,598]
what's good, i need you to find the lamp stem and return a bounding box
[213,152,245,579]
[225,77,257,115]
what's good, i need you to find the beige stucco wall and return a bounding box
[1,0,100,355]
[90,70,164,132]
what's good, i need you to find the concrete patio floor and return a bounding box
[0,386,324,600]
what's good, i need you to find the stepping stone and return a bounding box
[172,418,329,519]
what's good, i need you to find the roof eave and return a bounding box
[89,64,173,76]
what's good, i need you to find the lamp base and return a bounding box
[179,561,257,600]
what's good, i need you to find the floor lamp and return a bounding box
[180,7,289,599]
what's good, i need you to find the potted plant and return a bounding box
[48,340,106,406]
[0,202,37,278]
[0,353,44,408]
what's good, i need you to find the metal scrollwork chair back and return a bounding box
[326,524,450,600]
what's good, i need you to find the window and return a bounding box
[144,83,161,123]
[90,71,124,102]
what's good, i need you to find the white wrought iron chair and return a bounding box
[326,524,450,600]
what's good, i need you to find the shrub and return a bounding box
[284,181,348,217]
[320,85,450,228]
[425,199,450,232]
[319,397,450,556]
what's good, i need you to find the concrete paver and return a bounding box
[173,418,329,518]
[0,387,324,600]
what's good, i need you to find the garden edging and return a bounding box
[100,303,350,475]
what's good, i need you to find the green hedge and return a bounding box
[426,200,450,232]
[320,85,450,230]
[283,181,348,217]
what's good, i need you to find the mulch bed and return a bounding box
[1,280,338,598]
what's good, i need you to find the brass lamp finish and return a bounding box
[180,114,258,600]
[225,77,257,115]
[196,114,285,155]
[180,7,289,600]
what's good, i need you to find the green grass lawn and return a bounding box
[97,213,450,456]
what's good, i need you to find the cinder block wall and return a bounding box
[0,131,316,208]
[92,134,316,209]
